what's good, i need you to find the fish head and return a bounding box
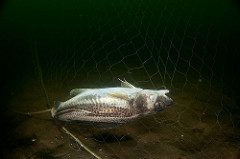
[154,90,173,112]
[140,89,173,113]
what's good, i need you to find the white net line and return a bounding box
[13,1,238,158]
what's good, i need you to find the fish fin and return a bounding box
[54,101,62,109]
[51,101,62,117]
[108,92,130,101]
[118,78,136,88]
[70,88,87,97]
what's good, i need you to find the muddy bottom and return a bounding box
[2,79,240,159]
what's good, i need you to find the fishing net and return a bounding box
[3,0,240,158]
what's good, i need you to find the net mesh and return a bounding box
[6,0,240,158]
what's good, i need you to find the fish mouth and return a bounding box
[166,97,173,106]
[154,97,173,112]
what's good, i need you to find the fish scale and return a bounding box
[51,80,173,125]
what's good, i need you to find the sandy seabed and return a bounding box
[3,79,240,159]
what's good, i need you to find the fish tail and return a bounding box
[51,101,62,118]
[54,101,62,108]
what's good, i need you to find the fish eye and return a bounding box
[154,101,163,107]
[154,101,165,112]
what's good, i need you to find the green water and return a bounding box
[1,0,240,158]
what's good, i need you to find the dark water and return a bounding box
[1,0,240,158]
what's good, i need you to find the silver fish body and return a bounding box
[51,80,173,125]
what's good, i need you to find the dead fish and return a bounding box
[51,79,173,126]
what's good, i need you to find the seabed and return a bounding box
[3,77,240,159]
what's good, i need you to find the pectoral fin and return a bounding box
[118,78,136,88]
[70,88,88,97]
[108,92,130,101]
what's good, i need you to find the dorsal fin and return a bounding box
[70,88,88,97]
[118,78,136,88]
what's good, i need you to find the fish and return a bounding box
[51,79,173,127]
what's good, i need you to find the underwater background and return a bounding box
[1,0,240,158]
